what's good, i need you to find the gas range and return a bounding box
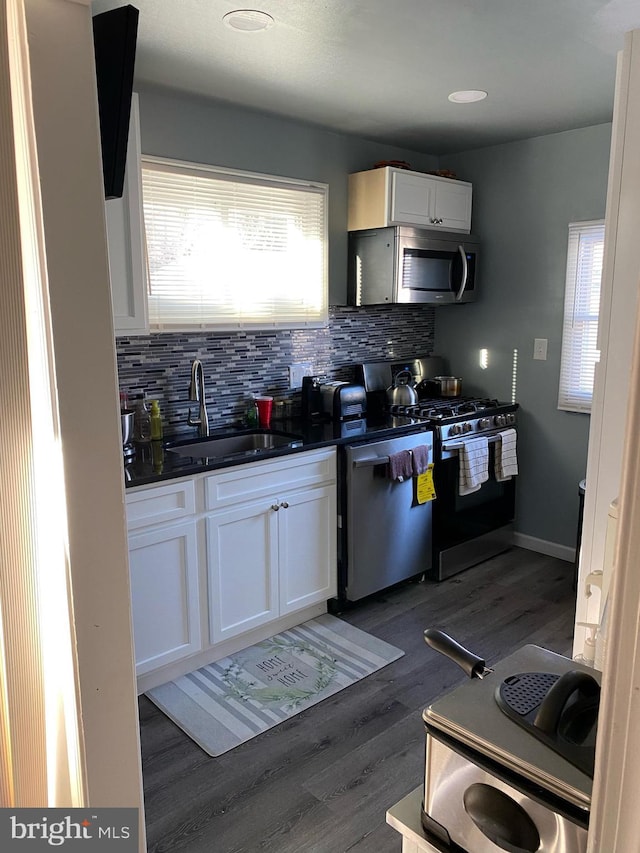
[388,397,518,443]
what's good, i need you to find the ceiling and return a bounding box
[90,0,640,155]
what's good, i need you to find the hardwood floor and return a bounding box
[138,547,576,853]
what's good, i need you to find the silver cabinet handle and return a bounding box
[271,503,280,511]
[280,501,289,509]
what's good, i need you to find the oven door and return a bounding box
[428,433,516,581]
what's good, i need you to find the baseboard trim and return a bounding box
[512,532,575,563]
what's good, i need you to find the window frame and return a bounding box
[557,219,605,414]
[140,155,329,332]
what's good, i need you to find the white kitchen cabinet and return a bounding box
[125,447,337,686]
[278,484,336,615]
[348,165,472,233]
[128,519,201,676]
[105,92,148,335]
[205,449,337,643]
[206,498,279,642]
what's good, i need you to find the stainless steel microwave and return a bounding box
[347,226,479,305]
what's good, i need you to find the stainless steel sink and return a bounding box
[165,430,303,460]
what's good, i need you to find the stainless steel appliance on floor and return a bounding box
[343,430,434,602]
[420,635,598,853]
[358,357,519,581]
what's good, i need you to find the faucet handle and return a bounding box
[187,407,202,427]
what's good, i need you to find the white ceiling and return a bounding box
[90,0,640,155]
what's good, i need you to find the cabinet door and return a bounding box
[128,520,201,676]
[433,180,472,232]
[105,93,148,335]
[278,484,337,615]
[390,171,435,227]
[207,500,279,643]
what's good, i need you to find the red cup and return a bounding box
[255,396,273,428]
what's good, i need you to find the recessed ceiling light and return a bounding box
[223,9,274,32]
[448,90,488,104]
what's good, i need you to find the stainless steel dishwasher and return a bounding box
[342,430,434,602]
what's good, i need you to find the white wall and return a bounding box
[24,0,145,838]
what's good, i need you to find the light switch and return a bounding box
[533,338,548,360]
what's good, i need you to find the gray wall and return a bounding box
[435,124,612,548]
[137,86,439,305]
[134,87,612,549]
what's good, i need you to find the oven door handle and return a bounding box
[352,455,390,468]
[442,434,502,452]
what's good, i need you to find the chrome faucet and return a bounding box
[187,359,210,437]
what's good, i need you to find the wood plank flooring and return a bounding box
[138,547,576,853]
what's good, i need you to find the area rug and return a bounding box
[146,613,404,756]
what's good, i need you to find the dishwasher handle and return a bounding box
[352,455,390,468]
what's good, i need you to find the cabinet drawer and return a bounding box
[126,479,196,530]
[205,448,336,511]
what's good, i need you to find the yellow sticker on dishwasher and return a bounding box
[416,464,436,504]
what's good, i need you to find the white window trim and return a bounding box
[558,219,605,414]
[141,155,329,332]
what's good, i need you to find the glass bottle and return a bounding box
[133,394,151,443]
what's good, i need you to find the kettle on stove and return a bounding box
[386,370,418,407]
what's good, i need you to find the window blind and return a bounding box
[141,157,328,330]
[558,220,605,413]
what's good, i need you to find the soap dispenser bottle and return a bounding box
[149,399,163,441]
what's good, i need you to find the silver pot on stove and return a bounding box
[419,375,462,397]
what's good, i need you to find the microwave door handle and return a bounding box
[455,245,468,302]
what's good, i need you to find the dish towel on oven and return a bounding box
[388,450,413,482]
[458,436,489,496]
[495,428,518,481]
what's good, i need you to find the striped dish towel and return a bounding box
[458,436,489,496]
[495,428,518,481]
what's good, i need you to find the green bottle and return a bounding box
[149,399,163,440]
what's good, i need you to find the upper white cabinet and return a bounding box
[348,166,472,233]
[105,93,148,336]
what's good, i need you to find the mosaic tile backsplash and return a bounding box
[116,305,435,436]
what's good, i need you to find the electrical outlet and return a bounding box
[288,362,313,389]
[533,338,548,360]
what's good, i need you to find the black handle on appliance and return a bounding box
[533,670,601,735]
[424,629,490,679]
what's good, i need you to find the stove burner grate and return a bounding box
[390,397,502,420]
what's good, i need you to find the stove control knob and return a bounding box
[450,424,462,436]
[496,414,507,427]
[478,417,491,430]
[506,413,516,425]
[462,422,473,433]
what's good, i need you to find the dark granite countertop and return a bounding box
[124,415,432,488]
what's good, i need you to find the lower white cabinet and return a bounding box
[206,498,280,642]
[125,447,337,680]
[128,519,201,675]
[205,453,337,644]
[278,484,336,616]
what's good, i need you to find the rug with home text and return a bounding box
[146,613,404,756]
